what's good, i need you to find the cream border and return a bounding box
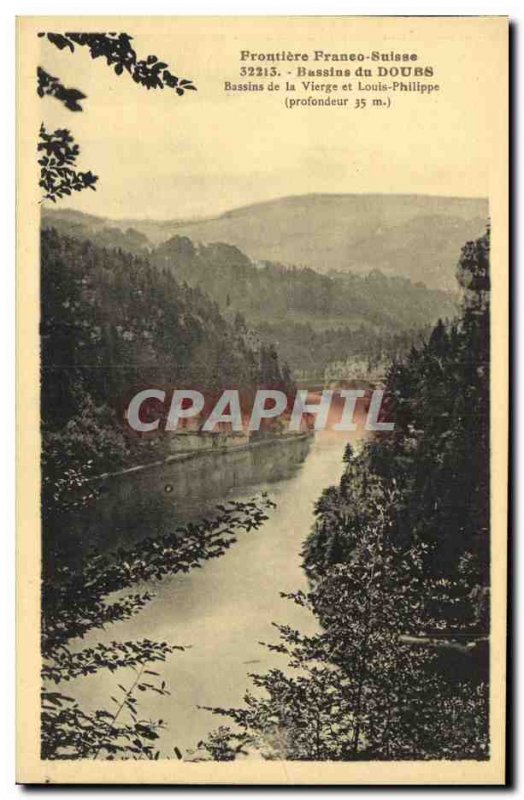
[16,16,508,785]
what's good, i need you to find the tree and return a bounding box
[37,31,196,201]
[39,228,271,499]
[199,488,488,760]
[38,124,98,202]
[42,495,275,759]
[305,229,490,625]
[197,231,491,762]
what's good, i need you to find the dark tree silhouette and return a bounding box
[37,67,86,111]
[37,31,197,202]
[196,230,491,762]
[38,32,196,94]
[38,124,98,202]
[41,495,275,759]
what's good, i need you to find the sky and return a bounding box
[37,17,502,220]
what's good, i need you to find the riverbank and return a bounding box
[57,431,315,562]
[88,431,314,483]
[63,432,353,754]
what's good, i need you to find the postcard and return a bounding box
[16,16,508,784]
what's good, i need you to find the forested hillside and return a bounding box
[41,213,457,379]
[41,229,291,513]
[43,193,488,290]
[304,230,490,595]
[40,210,151,255]
[152,236,456,329]
[150,236,457,378]
[157,194,488,291]
[198,229,490,761]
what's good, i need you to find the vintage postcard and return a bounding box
[16,16,508,784]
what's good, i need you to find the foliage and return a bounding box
[38,31,196,94]
[40,229,291,505]
[304,229,490,623]
[39,231,285,761]
[37,31,196,202]
[43,495,275,654]
[151,236,457,378]
[42,658,173,760]
[38,124,98,203]
[40,215,456,378]
[42,391,130,518]
[199,523,489,760]
[36,31,291,763]
[42,495,275,759]
[193,725,250,761]
[197,231,490,761]
[152,236,456,331]
[37,67,86,111]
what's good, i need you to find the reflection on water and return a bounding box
[60,429,362,756]
[57,434,312,560]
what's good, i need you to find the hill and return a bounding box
[165,194,487,291]
[150,235,458,379]
[150,235,457,330]
[42,193,488,291]
[40,211,460,379]
[40,229,293,489]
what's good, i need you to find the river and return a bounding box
[62,425,364,757]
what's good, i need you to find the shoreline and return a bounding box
[88,431,314,483]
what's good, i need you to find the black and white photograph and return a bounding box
[14,14,509,785]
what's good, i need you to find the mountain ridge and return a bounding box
[42,192,488,290]
[43,191,487,226]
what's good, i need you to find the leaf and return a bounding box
[47,33,74,52]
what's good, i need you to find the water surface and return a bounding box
[64,430,361,755]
